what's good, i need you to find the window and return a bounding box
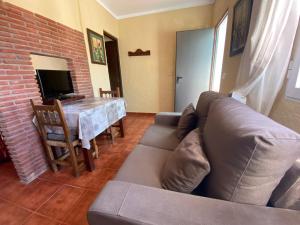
[211,13,228,92]
[296,66,300,88]
[286,22,300,100]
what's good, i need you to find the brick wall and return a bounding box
[0,1,93,183]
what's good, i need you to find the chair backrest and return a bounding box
[30,99,71,143]
[99,87,120,98]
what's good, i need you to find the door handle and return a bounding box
[176,76,183,84]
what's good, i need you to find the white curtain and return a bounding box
[233,0,300,115]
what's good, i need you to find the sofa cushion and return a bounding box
[114,144,171,188]
[195,91,224,131]
[139,124,180,150]
[269,159,300,210]
[176,103,198,140]
[89,181,300,225]
[155,112,182,127]
[203,98,300,206]
[161,128,210,193]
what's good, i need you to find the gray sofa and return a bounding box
[88,92,300,225]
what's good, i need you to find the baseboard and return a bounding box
[126,112,156,116]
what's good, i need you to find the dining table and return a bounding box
[34,97,127,171]
[63,97,126,170]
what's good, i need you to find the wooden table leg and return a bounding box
[119,118,125,137]
[82,148,95,171]
[92,138,99,159]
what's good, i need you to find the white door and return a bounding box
[175,28,214,112]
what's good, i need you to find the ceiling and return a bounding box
[96,0,215,19]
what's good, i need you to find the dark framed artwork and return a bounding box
[230,0,253,56]
[87,29,106,65]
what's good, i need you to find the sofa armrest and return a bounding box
[88,181,300,225]
[154,112,182,127]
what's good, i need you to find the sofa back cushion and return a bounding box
[203,98,300,206]
[269,160,300,210]
[195,91,224,131]
[162,128,210,193]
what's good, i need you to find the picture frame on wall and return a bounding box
[87,29,106,65]
[230,0,253,57]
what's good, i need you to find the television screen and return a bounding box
[36,70,74,99]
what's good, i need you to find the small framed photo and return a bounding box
[87,29,106,65]
[230,0,253,57]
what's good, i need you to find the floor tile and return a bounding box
[64,191,99,225]
[16,180,62,211]
[0,176,32,202]
[23,214,60,225]
[0,114,154,225]
[37,185,85,222]
[0,199,31,225]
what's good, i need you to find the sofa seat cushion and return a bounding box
[139,124,180,150]
[114,144,172,188]
[203,98,300,206]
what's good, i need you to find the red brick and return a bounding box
[19,65,34,70]
[3,59,31,65]
[0,20,9,27]
[0,42,14,49]
[0,75,22,80]
[1,15,25,26]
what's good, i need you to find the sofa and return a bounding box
[88,91,300,225]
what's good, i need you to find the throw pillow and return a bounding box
[269,160,300,210]
[161,128,210,193]
[177,104,197,140]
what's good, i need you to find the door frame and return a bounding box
[103,30,124,96]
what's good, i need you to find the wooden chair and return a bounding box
[99,87,121,98]
[99,87,125,143]
[31,99,85,177]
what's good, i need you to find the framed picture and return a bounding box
[230,0,253,56]
[87,29,106,65]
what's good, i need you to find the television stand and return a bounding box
[43,95,85,105]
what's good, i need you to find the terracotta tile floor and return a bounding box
[0,114,154,225]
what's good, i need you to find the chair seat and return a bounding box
[47,130,78,142]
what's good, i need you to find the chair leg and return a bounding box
[68,144,80,177]
[45,144,58,172]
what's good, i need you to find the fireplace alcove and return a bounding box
[0,2,93,183]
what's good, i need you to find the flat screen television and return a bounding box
[36,70,74,100]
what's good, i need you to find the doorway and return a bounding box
[211,12,228,92]
[103,31,123,96]
[175,28,215,112]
